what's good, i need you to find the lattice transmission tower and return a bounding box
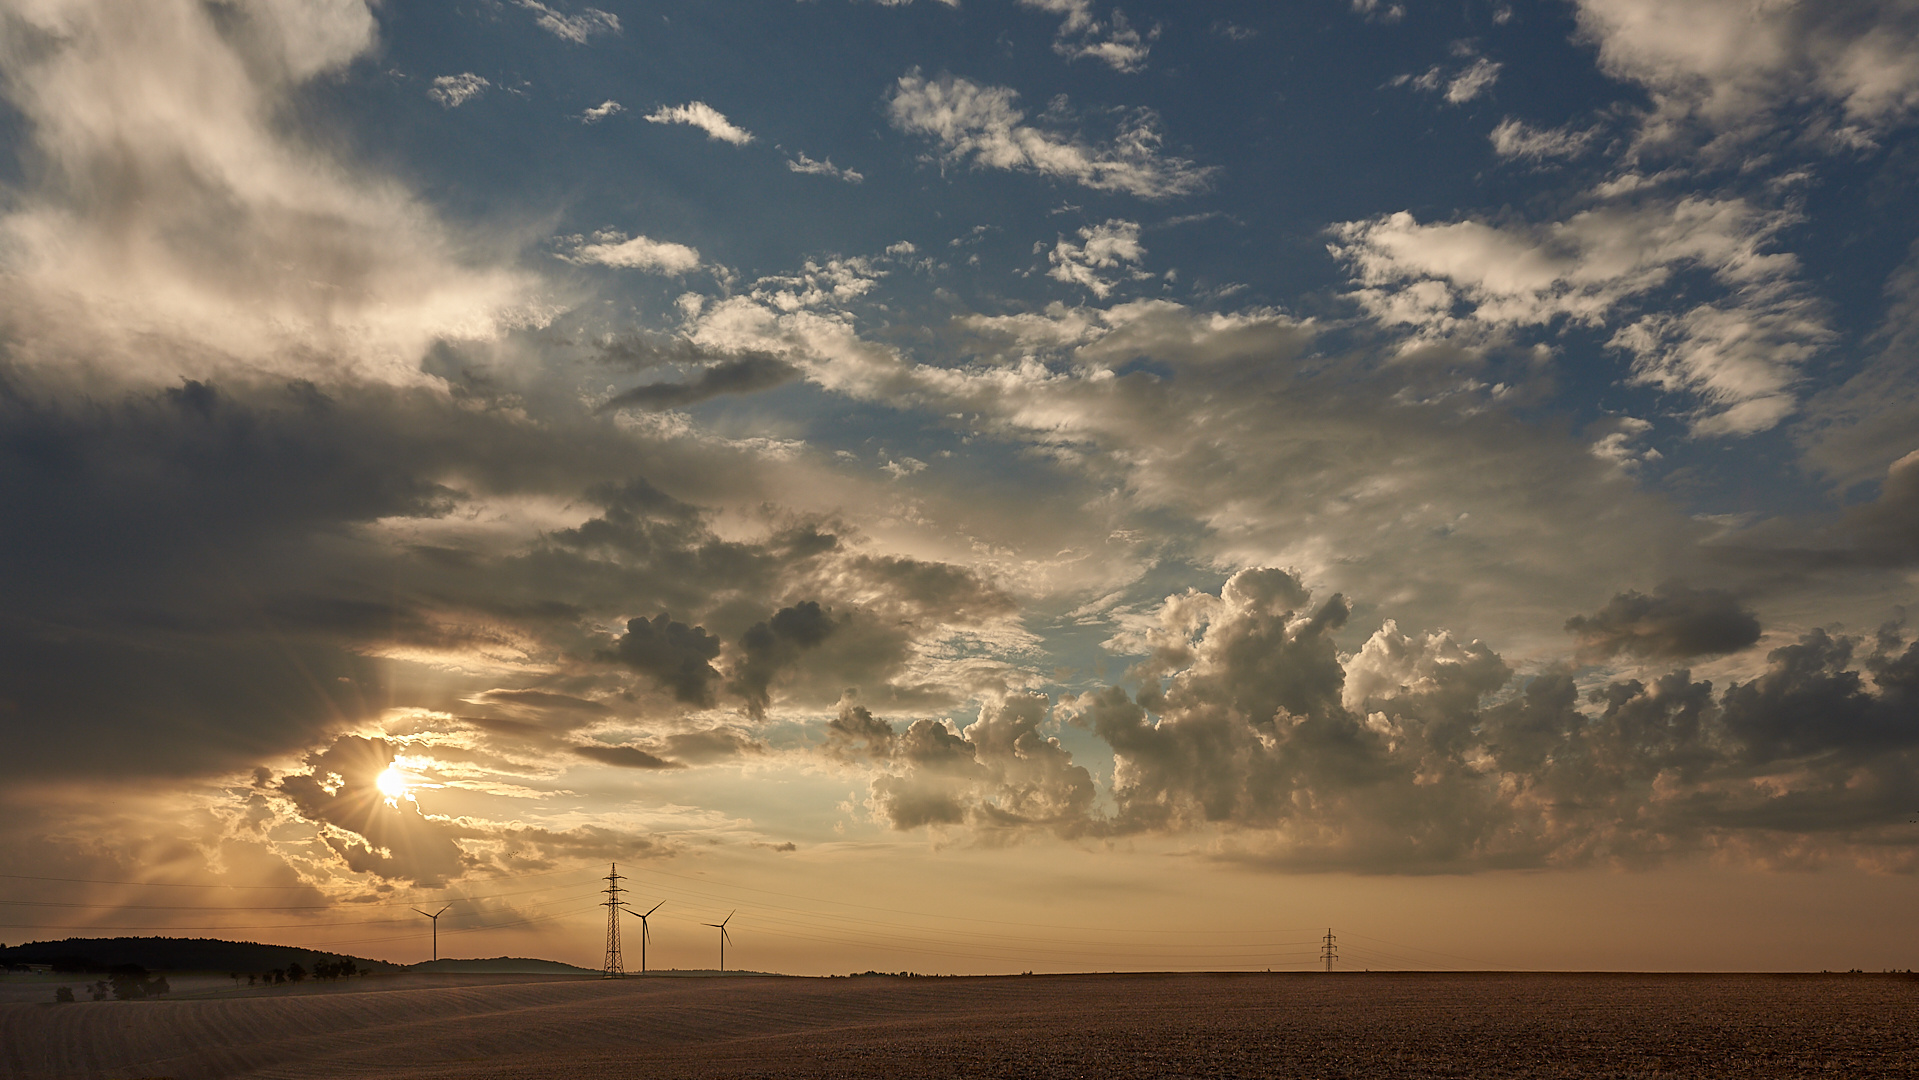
[1321,928,1338,973]
[603,862,628,978]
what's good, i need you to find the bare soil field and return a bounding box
[4,971,1914,1080]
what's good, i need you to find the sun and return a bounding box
[375,766,410,802]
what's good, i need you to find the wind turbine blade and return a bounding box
[412,908,432,917]
[435,905,451,917]
[645,901,664,916]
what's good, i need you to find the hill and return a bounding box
[0,936,401,975]
[409,957,597,975]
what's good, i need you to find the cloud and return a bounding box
[786,153,864,183]
[560,230,702,273]
[1047,219,1145,297]
[430,73,490,108]
[605,613,725,706]
[474,688,612,715]
[516,0,621,44]
[1794,242,1919,487]
[645,101,754,145]
[1391,57,1503,105]
[1489,118,1596,162]
[0,0,530,387]
[731,601,842,720]
[1018,1,1158,73]
[275,736,468,885]
[572,744,684,769]
[1350,0,1405,24]
[1572,0,1919,148]
[1565,583,1763,662]
[829,696,1098,834]
[1445,58,1503,103]
[1329,198,1830,434]
[581,99,624,123]
[886,72,1213,198]
[1054,571,1919,870]
[601,354,801,411]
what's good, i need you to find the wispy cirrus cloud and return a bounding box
[1490,117,1597,162]
[887,72,1212,198]
[1017,0,1158,73]
[516,0,621,44]
[787,153,863,183]
[1391,56,1502,104]
[645,101,755,145]
[580,99,624,123]
[1329,197,1830,434]
[430,73,489,109]
[1048,219,1146,297]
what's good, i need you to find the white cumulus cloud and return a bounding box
[1573,0,1919,148]
[560,230,702,274]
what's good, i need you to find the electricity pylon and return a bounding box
[602,863,628,978]
[1321,928,1338,973]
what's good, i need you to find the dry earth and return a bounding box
[3,971,1915,1080]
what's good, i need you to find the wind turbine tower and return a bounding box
[705,910,734,973]
[1321,928,1338,973]
[412,905,450,962]
[602,863,628,978]
[622,901,664,974]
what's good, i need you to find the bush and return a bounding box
[54,987,74,1003]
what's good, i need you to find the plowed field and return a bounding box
[4,971,1914,1079]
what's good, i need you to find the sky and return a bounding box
[2,0,1918,975]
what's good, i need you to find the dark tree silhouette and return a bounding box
[54,986,74,1003]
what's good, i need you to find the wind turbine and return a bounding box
[412,905,450,962]
[621,901,664,974]
[704,910,734,973]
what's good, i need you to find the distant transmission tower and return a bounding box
[602,863,628,978]
[1321,928,1338,973]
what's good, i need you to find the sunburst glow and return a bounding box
[375,767,409,802]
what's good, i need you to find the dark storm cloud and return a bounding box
[0,373,475,781]
[605,613,724,706]
[1837,450,1919,566]
[571,744,683,770]
[847,554,1020,618]
[732,601,841,720]
[0,361,932,786]
[600,353,799,411]
[1565,583,1764,661]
